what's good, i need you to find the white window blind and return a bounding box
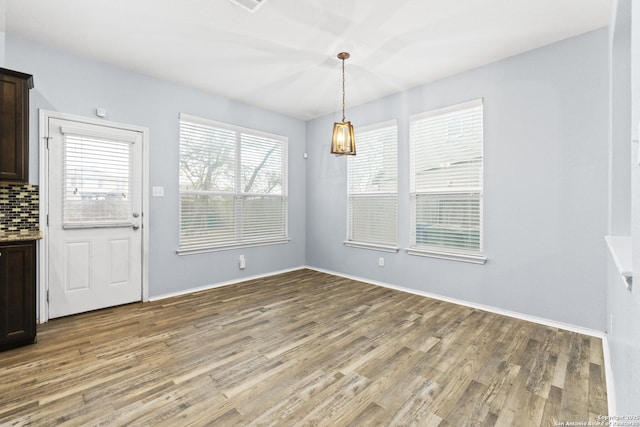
[410,99,483,258]
[178,114,288,253]
[347,121,398,248]
[63,134,132,228]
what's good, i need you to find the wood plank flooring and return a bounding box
[0,269,608,426]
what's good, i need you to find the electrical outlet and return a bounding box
[239,254,246,270]
[378,257,384,267]
[152,186,165,197]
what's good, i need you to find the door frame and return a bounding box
[38,110,150,323]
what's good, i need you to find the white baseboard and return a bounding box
[148,266,306,302]
[601,335,617,415]
[150,264,616,413]
[305,265,617,413]
[151,265,603,337]
[304,265,606,338]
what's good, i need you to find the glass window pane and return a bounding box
[240,196,287,239]
[348,195,397,245]
[63,135,131,225]
[414,193,481,251]
[410,100,483,255]
[179,122,235,192]
[178,115,288,251]
[241,134,283,194]
[180,193,235,244]
[347,122,398,247]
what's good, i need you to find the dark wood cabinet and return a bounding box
[0,240,36,351]
[0,68,34,183]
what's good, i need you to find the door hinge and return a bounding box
[45,136,52,150]
[46,214,49,227]
[46,290,49,303]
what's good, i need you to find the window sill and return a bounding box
[605,235,632,291]
[343,241,400,253]
[177,238,290,255]
[406,248,486,264]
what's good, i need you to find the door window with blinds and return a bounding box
[409,99,485,263]
[62,129,136,228]
[346,121,398,250]
[178,113,288,253]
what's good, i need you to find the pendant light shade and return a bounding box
[331,52,356,155]
[331,121,356,155]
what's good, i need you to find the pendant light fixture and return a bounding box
[331,52,356,155]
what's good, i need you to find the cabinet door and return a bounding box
[0,242,36,348]
[0,73,30,182]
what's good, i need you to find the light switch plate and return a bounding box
[152,186,165,197]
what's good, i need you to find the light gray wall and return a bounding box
[608,0,640,415]
[5,35,306,298]
[0,0,5,66]
[609,0,632,237]
[306,29,610,331]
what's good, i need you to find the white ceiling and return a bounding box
[6,0,611,121]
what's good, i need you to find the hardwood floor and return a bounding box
[0,269,607,426]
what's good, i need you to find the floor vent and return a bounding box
[229,0,267,13]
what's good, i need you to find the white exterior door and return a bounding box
[47,117,143,318]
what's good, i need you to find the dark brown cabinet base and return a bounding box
[0,240,36,351]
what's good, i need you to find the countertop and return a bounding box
[0,231,43,243]
[605,235,632,277]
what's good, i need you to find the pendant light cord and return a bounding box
[341,58,346,122]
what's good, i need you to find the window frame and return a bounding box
[177,113,289,255]
[344,120,399,253]
[407,99,486,264]
[59,123,140,230]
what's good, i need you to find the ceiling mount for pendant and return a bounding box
[228,0,267,13]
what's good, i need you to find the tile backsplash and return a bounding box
[0,183,40,234]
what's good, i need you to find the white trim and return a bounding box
[409,98,483,122]
[178,112,287,142]
[602,335,617,415]
[138,264,620,414]
[38,110,150,323]
[347,120,398,248]
[409,99,484,256]
[63,221,132,229]
[605,235,632,276]
[145,264,616,412]
[58,123,139,143]
[142,125,150,303]
[38,111,49,323]
[304,265,606,338]
[343,241,399,253]
[356,119,398,134]
[406,248,487,265]
[149,266,305,301]
[178,115,289,252]
[605,235,633,290]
